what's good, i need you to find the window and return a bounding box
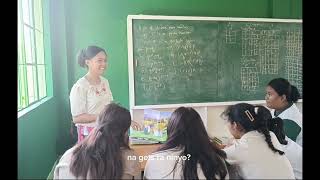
[18,0,48,111]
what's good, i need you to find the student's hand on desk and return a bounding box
[222,138,238,149]
[216,144,227,149]
[131,121,142,131]
[223,143,233,148]
[217,142,234,149]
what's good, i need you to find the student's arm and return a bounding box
[72,114,97,124]
[223,142,243,165]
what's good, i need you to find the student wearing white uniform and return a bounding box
[54,103,140,179]
[267,116,302,179]
[70,45,113,143]
[265,78,302,146]
[144,107,230,179]
[221,103,295,179]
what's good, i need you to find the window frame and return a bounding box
[18,0,53,115]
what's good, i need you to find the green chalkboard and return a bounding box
[129,16,302,106]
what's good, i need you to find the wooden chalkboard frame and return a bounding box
[127,15,302,109]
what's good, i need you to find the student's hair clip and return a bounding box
[245,110,255,122]
[254,107,259,114]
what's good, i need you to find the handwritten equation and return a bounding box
[224,24,301,93]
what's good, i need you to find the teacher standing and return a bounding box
[70,45,113,143]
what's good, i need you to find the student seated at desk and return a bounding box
[265,78,302,146]
[267,116,302,179]
[54,103,140,179]
[144,107,230,179]
[221,103,295,179]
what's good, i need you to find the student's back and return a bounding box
[267,116,302,179]
[144,107,229,179]
[54,146,140,179]
[224,131,294,179]
[145,147,228,179]
[53,103,140,179]
[221,103,295,179]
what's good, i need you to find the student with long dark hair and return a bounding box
[54,103,140,179]
[265,77,302,146]
[267,117,302,179]
[221,103,294,179]
[144,107,229,179]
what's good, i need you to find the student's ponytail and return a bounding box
[254,106,284,155]
[222,103,285,155]
[268,117,288,145]
[289,85,301,103]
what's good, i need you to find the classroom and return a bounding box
[18,0,302,179]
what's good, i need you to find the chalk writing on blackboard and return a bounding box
[129,17,302,105]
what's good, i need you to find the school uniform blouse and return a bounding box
[144,147,229,179]
[282,136,302,179]
[69,76,113,127]
[223,131,295,179]
[272,103,303,146]
[53,146,140,179]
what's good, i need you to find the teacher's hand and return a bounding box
[131,120,142,131]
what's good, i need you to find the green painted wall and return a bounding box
[18,0,302,178]
[49,0,75,156]
[18,98,58,179]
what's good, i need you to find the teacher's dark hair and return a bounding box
[77,45,106,68]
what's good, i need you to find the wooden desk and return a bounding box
[130,144,161,170]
